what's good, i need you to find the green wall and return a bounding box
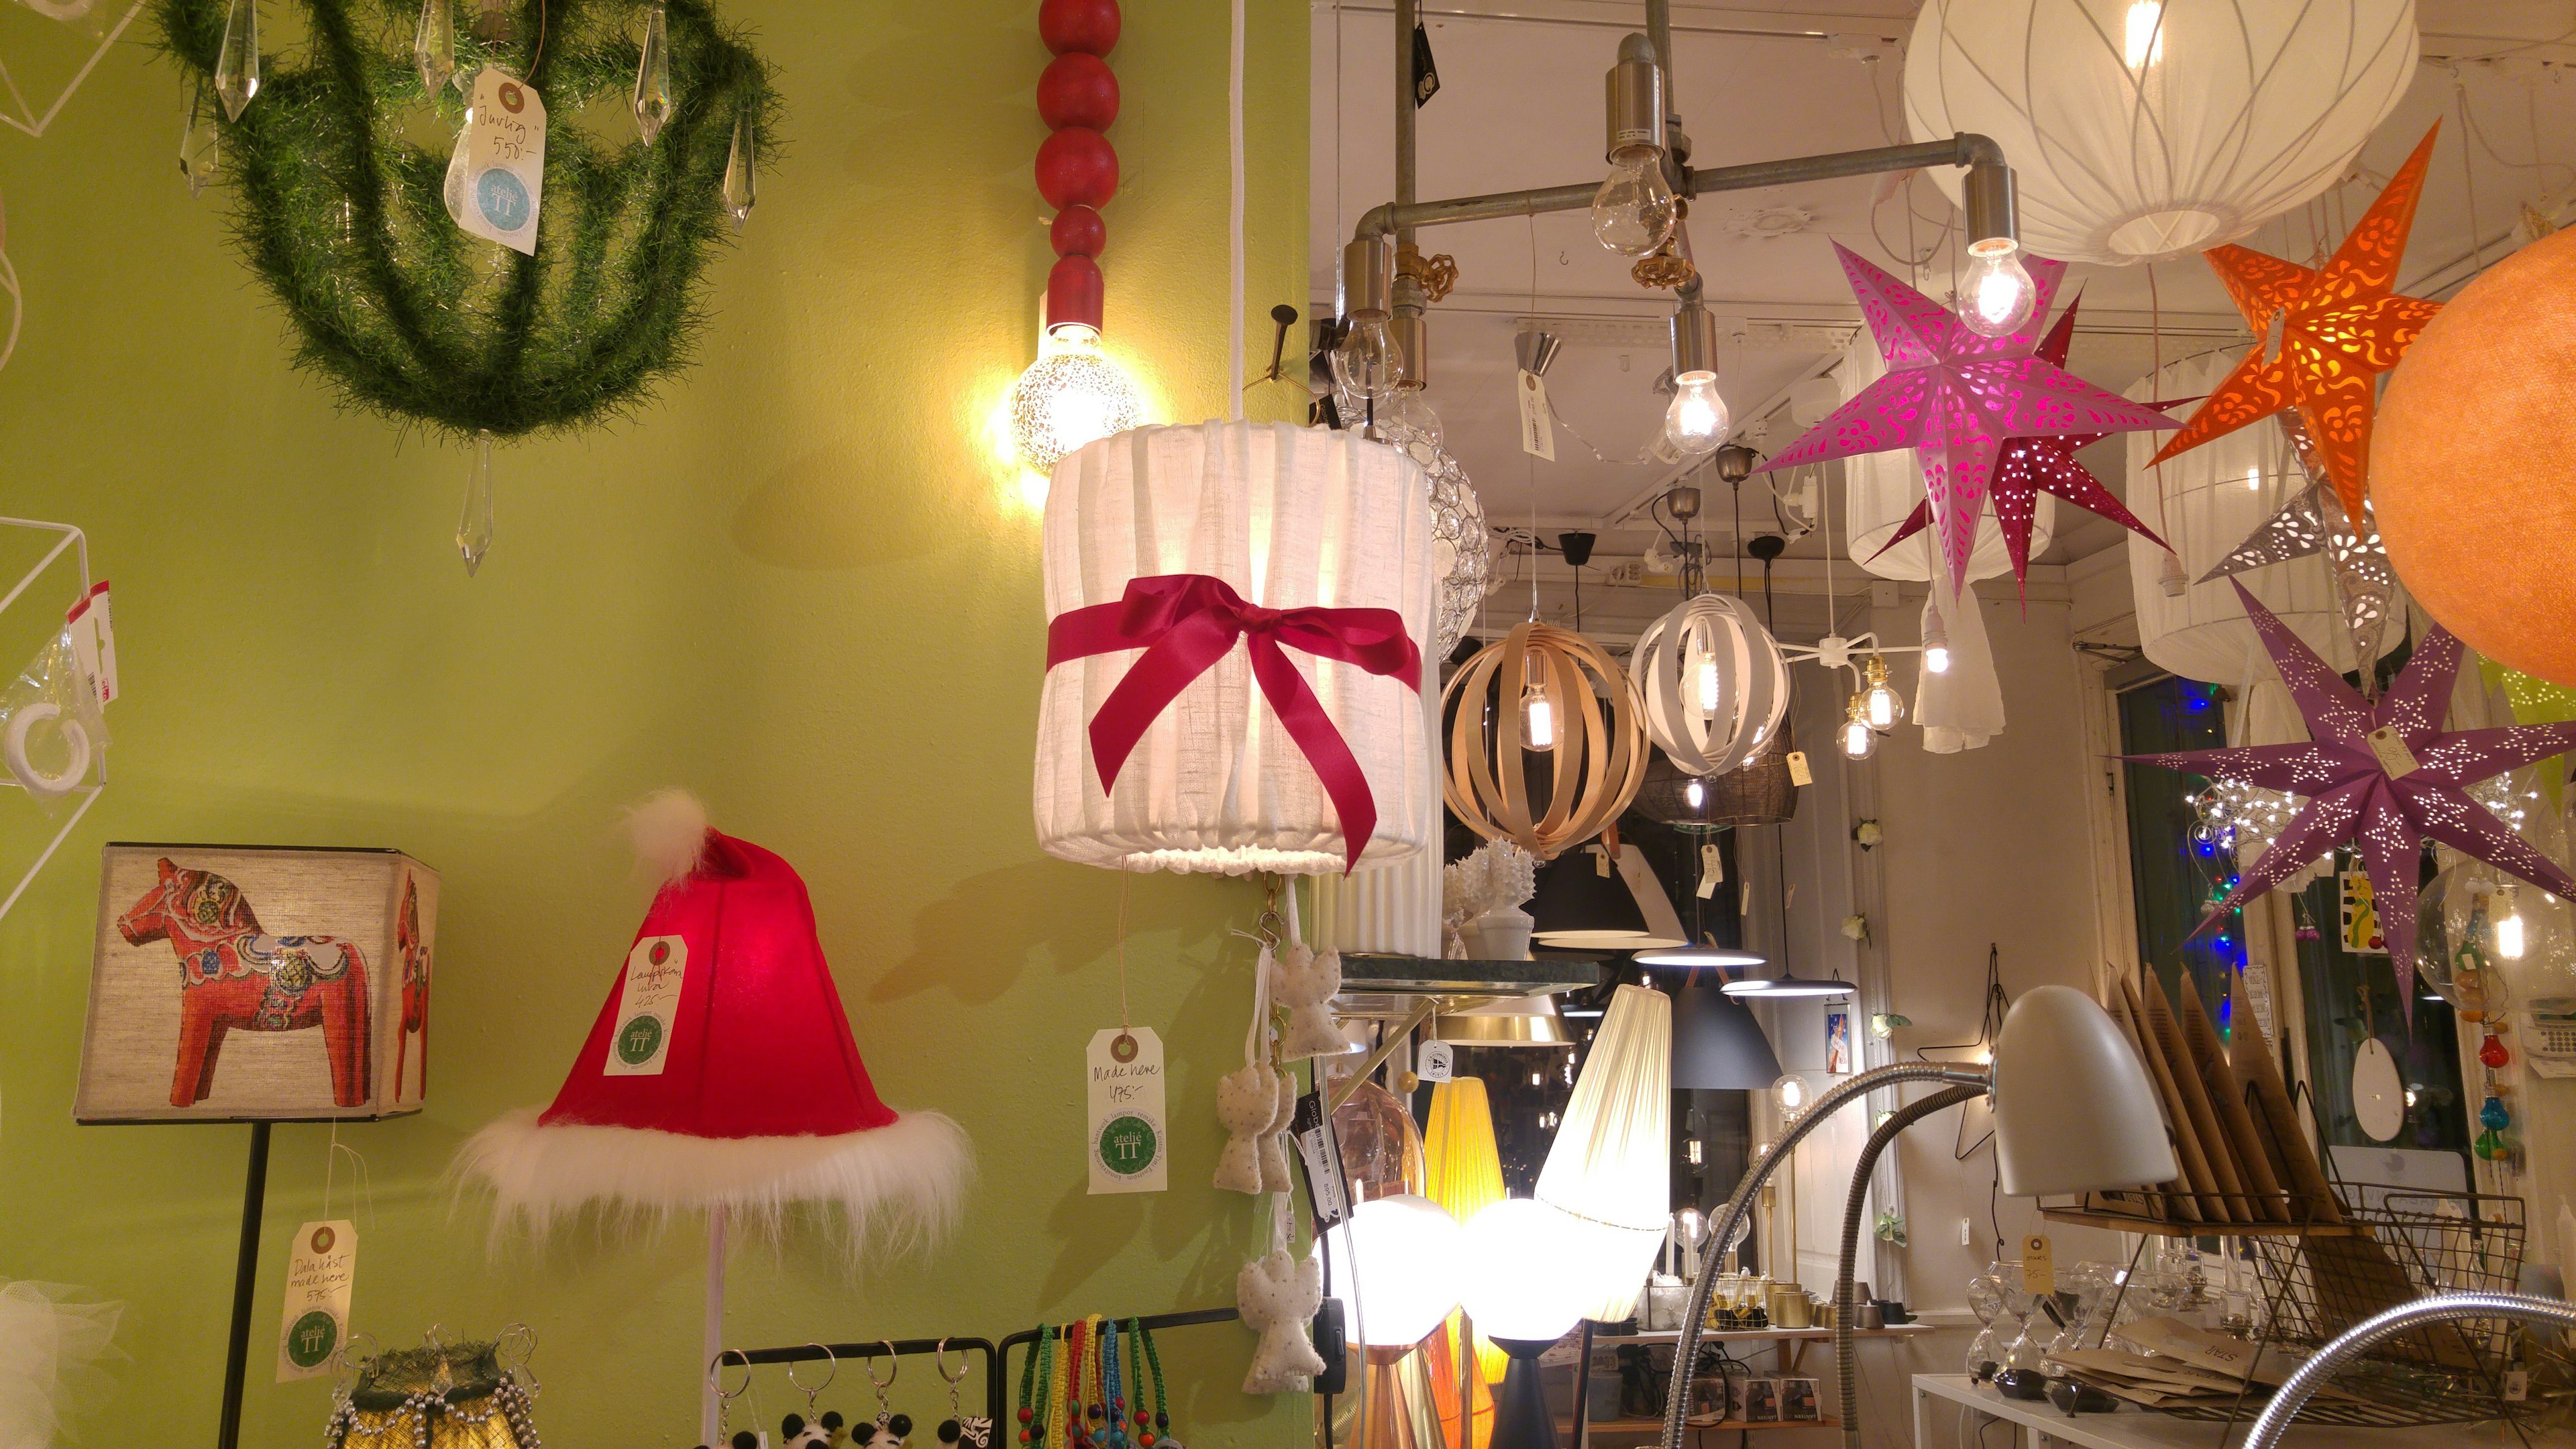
[0,1,1311,1442]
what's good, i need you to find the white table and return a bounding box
[1911,1373,2569,1448]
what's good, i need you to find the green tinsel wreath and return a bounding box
[159,0,781,439]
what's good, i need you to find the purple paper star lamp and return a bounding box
[1762,245,2177,592]
[2124,581,2576,1020]
[1868,297,2176,594]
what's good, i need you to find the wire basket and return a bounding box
[2151,1189,2530,1428]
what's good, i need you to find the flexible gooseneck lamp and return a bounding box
[1654,985,2180,1449]
[2245,1294,2576,1449]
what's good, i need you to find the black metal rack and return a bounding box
[717,1336,1005,1428]
[995,1307,1242,1417]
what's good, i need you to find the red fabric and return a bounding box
[1045,572,1422,871]
[539,830,898,1140]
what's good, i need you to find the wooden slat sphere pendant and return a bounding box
[1442,623,1648,859]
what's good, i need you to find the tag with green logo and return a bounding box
[276,1220,355,1382]
[606,934,687,1076]
[1087,1027,1167,1195]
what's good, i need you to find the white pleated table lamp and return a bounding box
[1532,983,1672,1322]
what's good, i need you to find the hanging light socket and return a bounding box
[1340,236,1394,320]
[1962,161,2019,254]
[1715,445,1759,484]
[1515,329,1564,378]
[1672,303,1720,378]
[1604,34,1666,158]
[1389,313,1428,389]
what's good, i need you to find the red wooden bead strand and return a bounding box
[1040,0,1120,57]
[1038,53,1120,132]
[1036,127,1118,211]
[1051,205,1106,259]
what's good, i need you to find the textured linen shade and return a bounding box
[1531,983,1672,1322]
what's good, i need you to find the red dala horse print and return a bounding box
[116,857,373,1108]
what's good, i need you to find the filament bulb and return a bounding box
[1695,653,1722,716]
[1332,315,1401,403]
[1592,146,1678,258]
[1664,371,1729,457]
[1960,238,2038,338]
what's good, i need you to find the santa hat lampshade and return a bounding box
[458,792,971,1245]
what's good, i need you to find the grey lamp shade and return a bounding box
[1670,979,1782,1089]
[1990,985,2180,1197]
[1529,849,1685,949]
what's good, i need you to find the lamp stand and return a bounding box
[1832,1085,1983,1449]
[1656,1063,1990,1449]
[1487,1338,1558,1449]
[1362,1345,1434,1449]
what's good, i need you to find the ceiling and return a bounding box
[1309,1,2576,639]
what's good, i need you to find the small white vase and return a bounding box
[1460,904,1534,961]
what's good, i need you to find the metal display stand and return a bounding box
[718,1337,1005,1431]
[995,1307,1243,1422]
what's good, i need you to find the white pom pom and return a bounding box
[625,788,710,888]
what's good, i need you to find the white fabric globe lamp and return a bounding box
[1459,1198,1592,1449]
[1321,1193,1465,1349]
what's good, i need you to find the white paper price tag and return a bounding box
[1417,1039,1454,1083]
[1697,843,1724,899]
[1785,751,1814,787]
[604,934,686,1076]
[276,1220,356,1382]
[1516,370,1556,460]
[64,581,114,706]
[2366,725,2418,777]
[445,67,547,254]
[2021,1232,2055,1298]
[1087,1028,1167,1194]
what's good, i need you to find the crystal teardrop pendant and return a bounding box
[633,3,673,144]
[458,430,494,575]
[178,78,219,195]
[413,0,456,99]
[213,0,260,121]
[721,108,756,229]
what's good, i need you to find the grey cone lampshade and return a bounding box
[1529,847,1685,949]
[1670,978,1782,1089]
[1990,985,2180,1197]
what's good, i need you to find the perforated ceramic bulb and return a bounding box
[1332,314,1401,402]
[1960,239,2038,338]
[1008,325,1145,474]
[1593,147,1678,258]
[1664,372,1729,456]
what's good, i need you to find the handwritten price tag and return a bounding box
[1087,1028,1167,1194]
[444,67,547,254]
[604,935,687,1076]
[276,1220,356,1382]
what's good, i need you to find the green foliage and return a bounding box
[159,0,781,439]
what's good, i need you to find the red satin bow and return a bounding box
[1046,573,1422,871]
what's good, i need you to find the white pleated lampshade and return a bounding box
[1532,983,1672,1322]
[1904,0,2418,266]
[2120,354,2349,689]
[1034,421,1438,875]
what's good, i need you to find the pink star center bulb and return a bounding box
[1960,238,2038,338]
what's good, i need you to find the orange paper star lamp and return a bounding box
[2375,225,2576,688]
[2149,125,2445,523]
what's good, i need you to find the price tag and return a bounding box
[2365,725,2418,777]
[1697,843,1725,899]
[276,1220,356,1382]
[1087,1028,1167,1194]
[1290,1089,1350,1228]
[1417,1039,1454,1083]
[445,67,547,254]
[64,581,115,706]
[1785,751,1814,787]
[2021,1232,2055,1298]
[2506,1369,2531,1402]
[604,935,686,1076]
[1516,370,1556,460]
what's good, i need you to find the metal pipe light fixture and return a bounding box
[1594,35,1677,257]
[1335,235,1401,404]
[1664,303,1729,457]
[1957,160,2037,337]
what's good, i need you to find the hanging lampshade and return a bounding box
[1532,983,1672,1322]
[1667,977,1783,1090]
[1904,0,2418,266]
[1333,1077,1427,1201]
[1631,753,1727,833]
[1424,1079,1511,1390]
[1381,417,1494,657]
[2121,355,2349,689]
[1838,331,2054,583]
[1630,592,1790,776]
[1442,622,1649,860]
[1529,843,1685,950]
[1701,719,1799,829]
[1436,995,1575,1047]
[1035,421,1437,874]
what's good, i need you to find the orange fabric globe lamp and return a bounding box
[2375,228,2576,688]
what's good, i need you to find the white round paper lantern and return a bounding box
[2121,352,2347,688]
[1457,1198,1592,1344]
[1905,0,2418,266]
[1630,593,1790,776]
[1034,421,1437,875]
[1318,1193,1465,1347]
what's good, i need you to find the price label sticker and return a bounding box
[604,935,686,1076]
[276,1220,356,1382]
[2366,725,2418,777]
[2506,1369,2531,1402]
[1516,370,1556,460]
[445,67,547,254]
[1784,750,1814,787]
[1290,1089,1350,1228]
[1087,1028,1167,1194]
[2021,1232,2055,1298]
[1698,843,1725,899]
[64,581,115,706]
[1417,1039,1454,1083]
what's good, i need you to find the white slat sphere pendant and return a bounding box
[1629,593,1791,777]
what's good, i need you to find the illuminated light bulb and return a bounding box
[1959,237,2038,338]
[1921,598,1951,675]
[1521,650,1558,752]
[2246,466,2262,492]
[1695,652,1722,716]
[1663,371,1729,456]
[2123,0,2165,69]
[1592,146,1678,258]
[1332,314,1401,402]
[1007,324,1145,475]
[1775,1075,1811,1115]
[2498,886,2527,960]
[1862,655,1904,729]
[1684,777,1705,809]
[1840,698,1877,760]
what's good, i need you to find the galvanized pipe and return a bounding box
[1354,134,2012,240]
[2244,1292,2576,1449]
[1658,1062,1992,1449]
[1836,1086,1982,1449]
[1394,0,1417,244]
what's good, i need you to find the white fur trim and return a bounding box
[455,1108,973,1256]
[625,788,711,888]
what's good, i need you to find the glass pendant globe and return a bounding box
[1318,1194,1466,1347]
[1008,325,1145,474]
[1456,1198,1591,1342]
[1592,148,1678,258]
